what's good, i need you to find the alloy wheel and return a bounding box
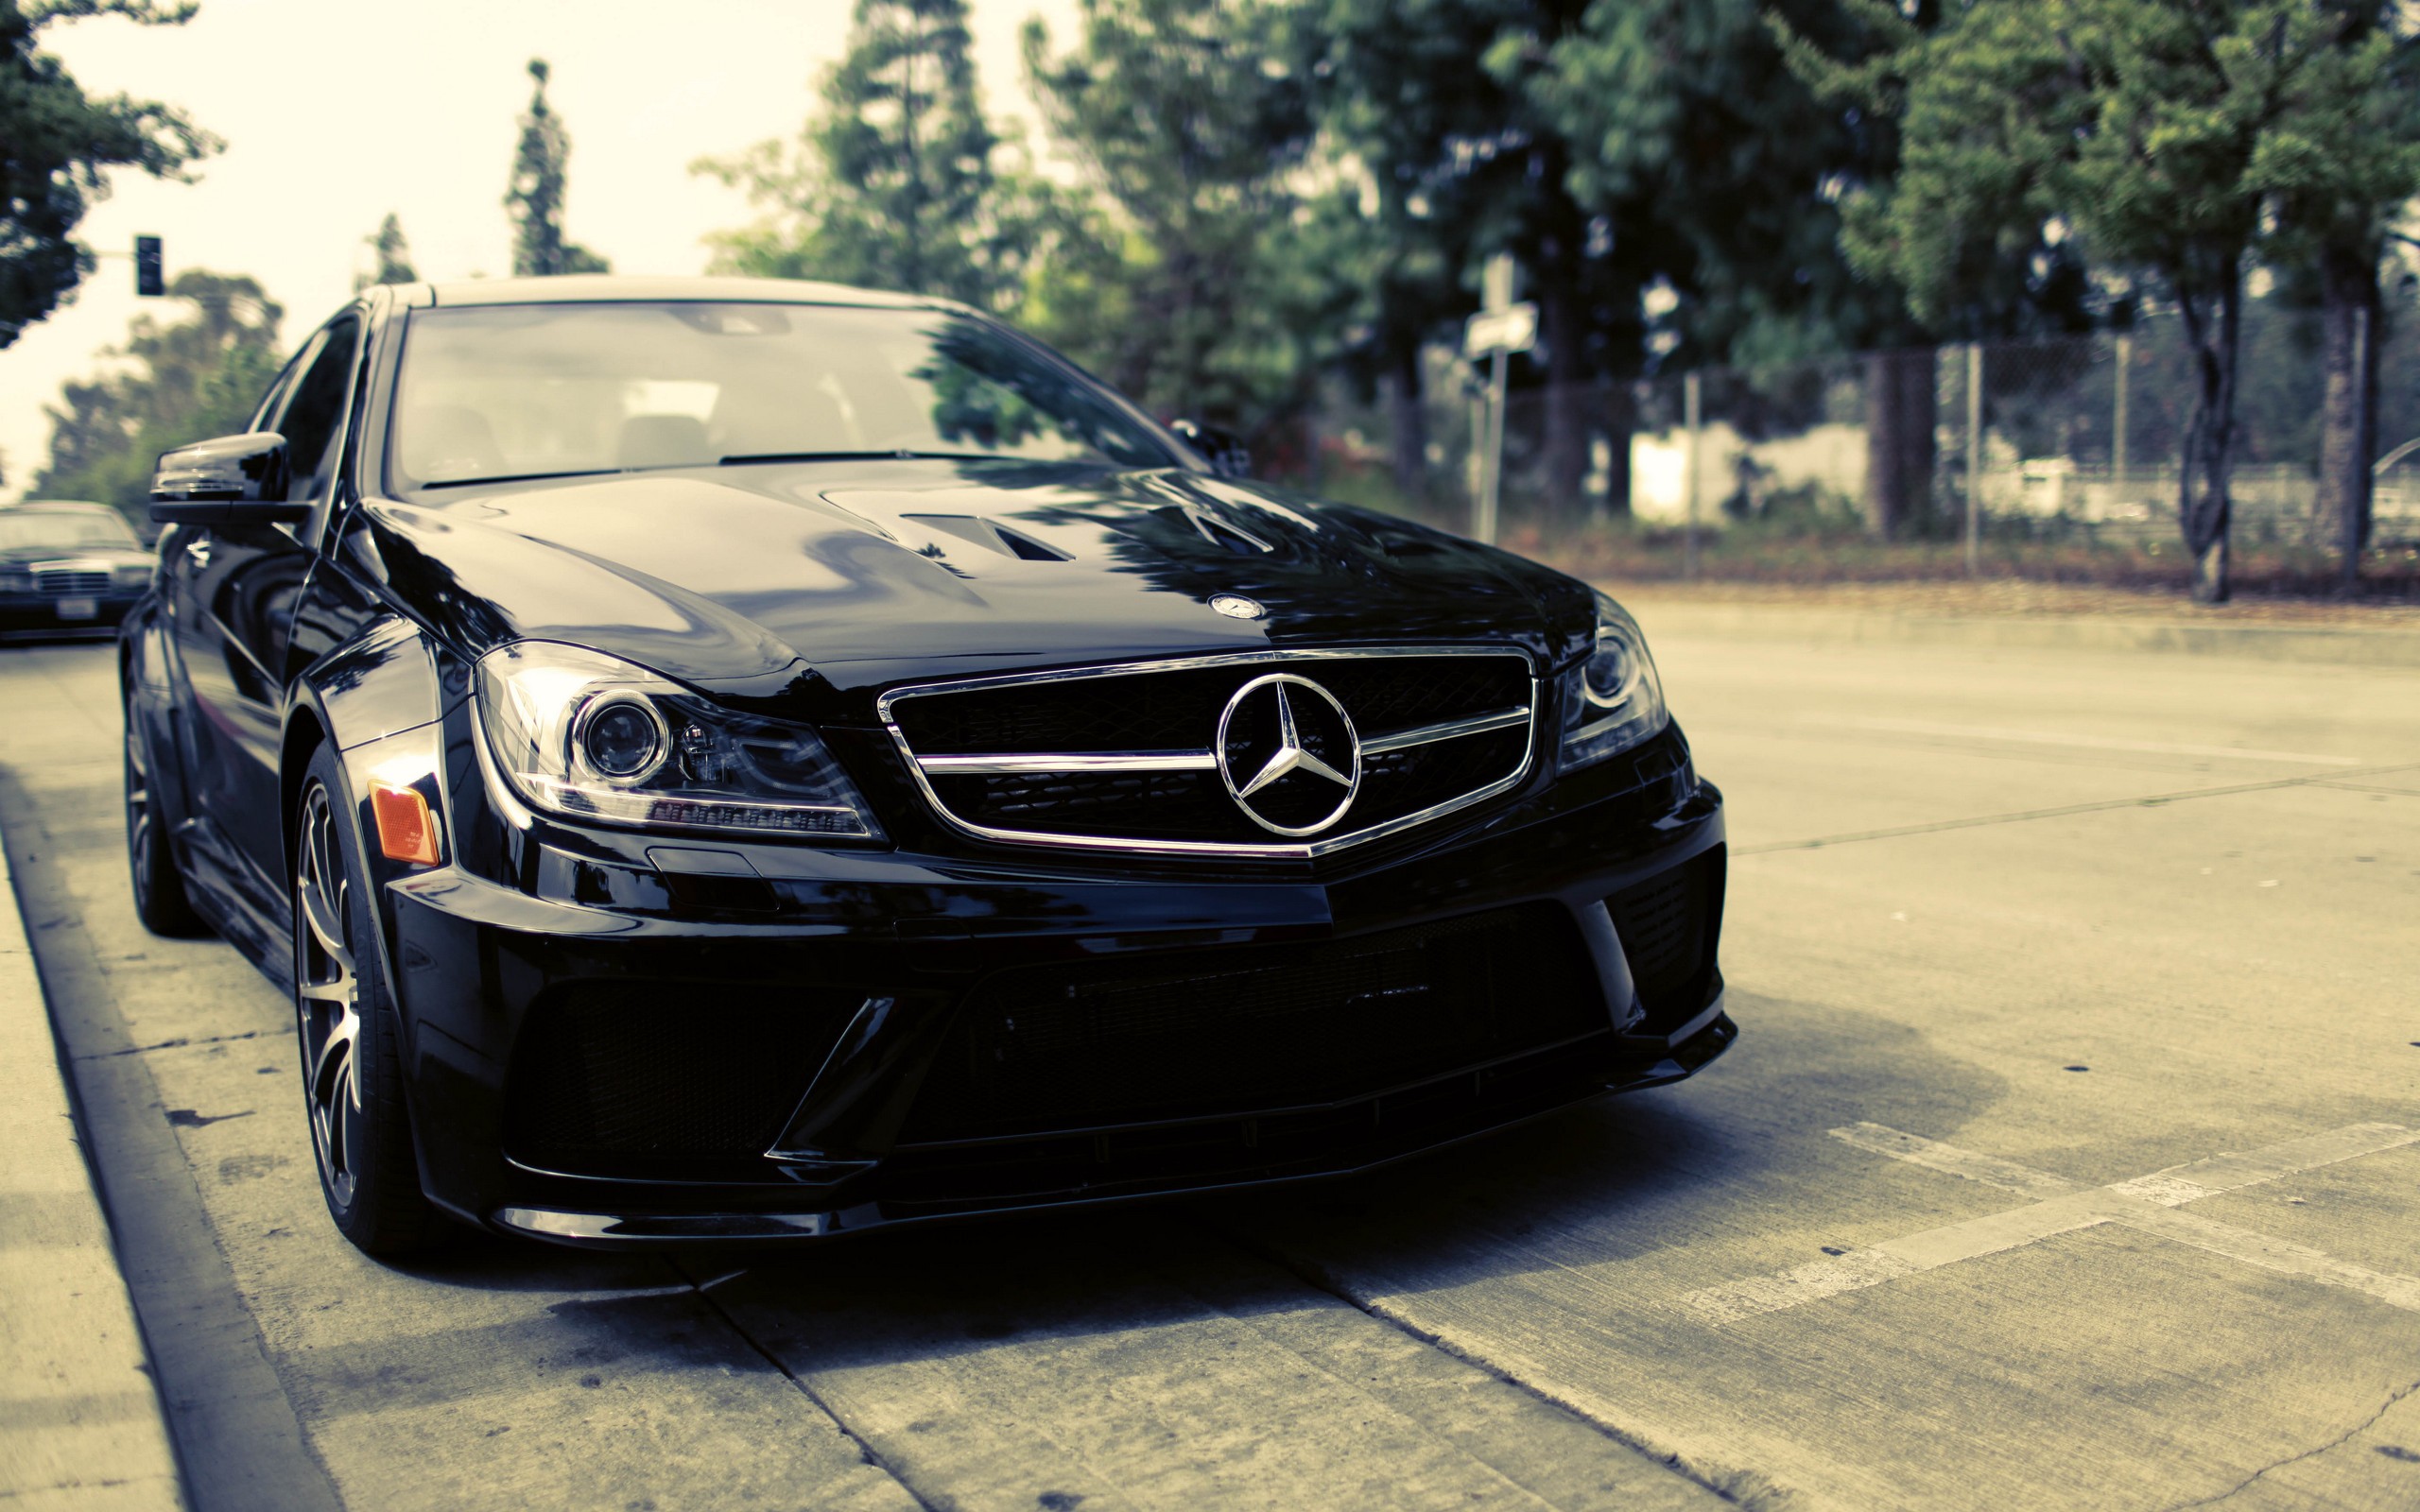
[295,782,363,1210]
[124,727,155,908]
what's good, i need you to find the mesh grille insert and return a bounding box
[505,982,859,1176]
[1604,846,1725,1026]
[902,902,1603,1142]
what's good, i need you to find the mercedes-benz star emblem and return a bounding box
[1215,674,1361,836]
[1209,593,1266,620]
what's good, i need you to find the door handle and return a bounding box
[183,536,212,570]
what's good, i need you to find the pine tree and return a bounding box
[355,213,418,290]
[504,60,609,278]
[699,0,1030,309]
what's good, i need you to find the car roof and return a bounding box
[417,274,940,311]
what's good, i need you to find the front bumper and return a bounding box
[383,723,1731,1246]
[0,591,142,632]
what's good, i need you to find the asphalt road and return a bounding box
[2,620,2414,1512]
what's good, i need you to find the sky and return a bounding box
[2,0,1080,501]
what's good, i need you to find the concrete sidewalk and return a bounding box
[0,829,182,1509]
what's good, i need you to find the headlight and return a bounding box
[475,641,883,841]
[112,563,154,590]
[1558,589,1668,773]
[0,570,31,593]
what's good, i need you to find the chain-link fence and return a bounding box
[1277,302,2420,561]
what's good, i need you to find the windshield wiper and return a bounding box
[717,450,1022,466]
[419,468,620,490]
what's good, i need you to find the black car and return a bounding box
[121,276,1730,1256]
[1,500,156,633]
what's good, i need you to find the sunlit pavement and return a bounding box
[3,623,2415,1512]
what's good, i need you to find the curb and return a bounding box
[0,827,185,1508]
[1617,600,2420,669]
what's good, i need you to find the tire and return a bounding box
[292,745,445,1257]
[123,708,208,937]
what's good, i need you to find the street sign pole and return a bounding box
[1463,254,1535,547]
[1684,369,1702,580]
[1478,348,1508,544]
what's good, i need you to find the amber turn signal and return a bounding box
[369,781,441,866]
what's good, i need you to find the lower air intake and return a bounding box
[505,982,858,1177]
[903,902,1605,1143]
[1604,845,1725,1031]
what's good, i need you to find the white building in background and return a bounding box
[1618,421,1868,526]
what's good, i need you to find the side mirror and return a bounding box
[1169,419,1253,480]
[150,432,307,524]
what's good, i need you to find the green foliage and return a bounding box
[354,212,416,291]
[0,0,217,348]
[27,269,284,523]
[1019,0,1328,430]
[698,0,1042,312]
[1789,0,2420,598]
[505,59,609,277]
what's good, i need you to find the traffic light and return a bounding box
[134,236,164,298]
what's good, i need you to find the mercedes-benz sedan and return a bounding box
[121,276,1731,1254]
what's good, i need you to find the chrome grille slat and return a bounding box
[33,569,111,597]
[878,646,1537,859]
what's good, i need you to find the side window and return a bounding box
[248,343,309,435]
[272,316,362,504]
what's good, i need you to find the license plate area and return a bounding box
[56,596,98,620]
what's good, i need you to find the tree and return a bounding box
[1794,1,2360,603]
[1546,0,1928,529]
[1021,0,1322,435]
[2251,5,2420,593]
[504,59,609,277]
[354,212,417,290]
[28,270,284,521]
[1305,0,1616,512]
[1,0,217,349]
[698,0,1039,311]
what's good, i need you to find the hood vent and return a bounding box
[1163,503,1273,556]
[900,513,1072,563]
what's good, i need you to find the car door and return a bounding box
[168,312,362,914]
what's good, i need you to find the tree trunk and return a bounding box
[1535,262,1590,526]
[1381,344,1427,506]
[2175,279,2242,606]
[1602,379,1636,517]
[1863,348,1937,538]
[2313,244,2379,596]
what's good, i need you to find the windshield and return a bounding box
[0,510,139,551]
[389,301,1182,490]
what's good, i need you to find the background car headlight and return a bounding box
[0,570,32,593]
[1559,590,1668,773]
[112,563,154,591]
[475,641,883,840]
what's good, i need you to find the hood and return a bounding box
[366,459,1596,710]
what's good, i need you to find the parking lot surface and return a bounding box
[3,619,2414,1512]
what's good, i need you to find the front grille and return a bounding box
[504,982,860,1177]
[884,649,1535,854]
[1604,846,1724,1029]
[34,570,109,597]
[900,902,1605,1143]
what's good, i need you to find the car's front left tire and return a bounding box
[293,746,446,1258]
[123,708,208,937]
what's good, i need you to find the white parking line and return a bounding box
[1679,1123,2420,1326]
[1820,716,2367,766]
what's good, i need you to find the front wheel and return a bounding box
[293,747,445,1257]
[124,710,207,937]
